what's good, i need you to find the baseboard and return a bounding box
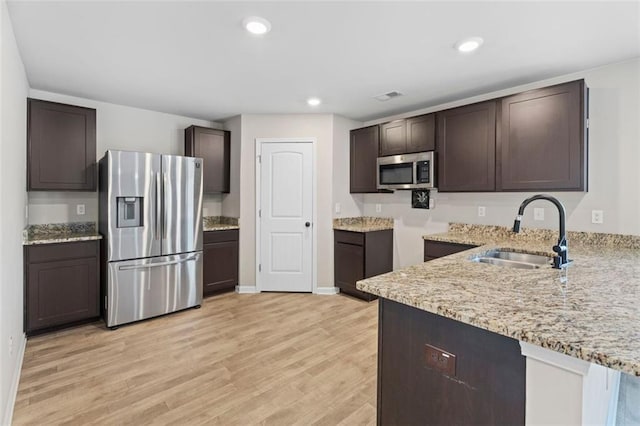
[3,333,26,426]
[314,287,340,295]
[235,285,260,294]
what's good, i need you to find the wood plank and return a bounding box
[14,292,378,425]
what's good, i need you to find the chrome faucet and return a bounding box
[512,194,570,269]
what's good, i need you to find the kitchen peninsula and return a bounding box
[358,223,640,425]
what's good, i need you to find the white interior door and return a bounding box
[258,141,313,292]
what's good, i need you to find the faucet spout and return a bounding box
[512,194,570,269]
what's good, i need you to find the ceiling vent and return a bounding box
[374,91,403,102]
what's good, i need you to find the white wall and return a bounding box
[360,59,640,268]
[26,89,220,224]
[236,114,335,290]
[332,115,365,218]
[0,0,29,423]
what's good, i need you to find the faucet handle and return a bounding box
[552,244,566,254]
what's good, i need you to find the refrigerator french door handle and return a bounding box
[162,172,168,239]
[155,172,161,240]
[118,254,200,271]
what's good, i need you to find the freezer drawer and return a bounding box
[106,252,202,327]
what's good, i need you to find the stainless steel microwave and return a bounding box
[377,152,435,190]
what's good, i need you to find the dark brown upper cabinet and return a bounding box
[350,125,380,193]
[406,113,436,153]
[498,80,587,191]
[379,115,436,156]
[437,101,497,192]
[27,98,97,191]
[184,126,230,194]
[379,120,406,156]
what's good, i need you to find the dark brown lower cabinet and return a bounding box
[424,240,477,261]
[203,229,239,297]
[377,298,525,425]
[24,241,100,336]
[334,229,393,301]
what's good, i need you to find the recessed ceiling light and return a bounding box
[307,97,321,107]
[455,37,484,53]
[243,16,271,35]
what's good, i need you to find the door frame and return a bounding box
[255,138,317,293]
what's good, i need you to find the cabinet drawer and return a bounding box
[334,230,364,246]
[424,240,476,259]
[26,240,99,263]
[204,229,239,244]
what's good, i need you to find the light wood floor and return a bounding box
[13,292,379,425]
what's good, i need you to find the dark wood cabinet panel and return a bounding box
[499,80,587,191]
[27,98,97,191]
[379,120,407,156]
[377,298,525,425]
[185,126,230,194]
[424,240,477,261]
[350,125,380,193]
[25,241,100,335]
[203,230,239,297]
[406,113,435,153]
[437,101,497,192]
[334,229,393,301]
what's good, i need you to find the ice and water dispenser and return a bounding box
[117,197,143,228]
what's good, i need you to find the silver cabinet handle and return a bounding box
[118,254,200,271]
[155,172,161,240]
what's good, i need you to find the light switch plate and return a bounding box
[76,204,85,215]
[534,208,544,221]
[335,203,341,214]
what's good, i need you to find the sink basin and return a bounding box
[471,249,552,269]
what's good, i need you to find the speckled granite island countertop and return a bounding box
[357,223,640,376]
[333,216,394,232]
[203,216,239,231]
[23,222,102,245]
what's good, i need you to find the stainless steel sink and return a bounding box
[470,249,552,269]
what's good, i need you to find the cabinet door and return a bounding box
[406,114,435,153]
[203,240,239,296]
[350,126,380,193]
[185,126,230,194]
[28,99,96,191]
[437,101,496,192]
[499,80,587,191]
[379,120,407,156]
[26,257,99,332]
[334,242,364,291]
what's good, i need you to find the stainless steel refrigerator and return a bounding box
[98,150,203,328]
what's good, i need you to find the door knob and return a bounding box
[305,222,311,227]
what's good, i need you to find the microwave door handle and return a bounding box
[413,160,418,185]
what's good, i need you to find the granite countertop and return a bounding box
[357,223,640,376]
[333,216,394,232]
[204,216,239,231]
[23,222,102,245]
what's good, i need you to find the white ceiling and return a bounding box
[7,1,640,122]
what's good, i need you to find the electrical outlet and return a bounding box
[25,205,29,219]
[335,203,341,214]
[534,208,545,221]
[477,206,486,217]
[8,336,13,355]
[375,204,382,213]
[76,204,85,215]
[429,198,435,209]
[592,210,604,224]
